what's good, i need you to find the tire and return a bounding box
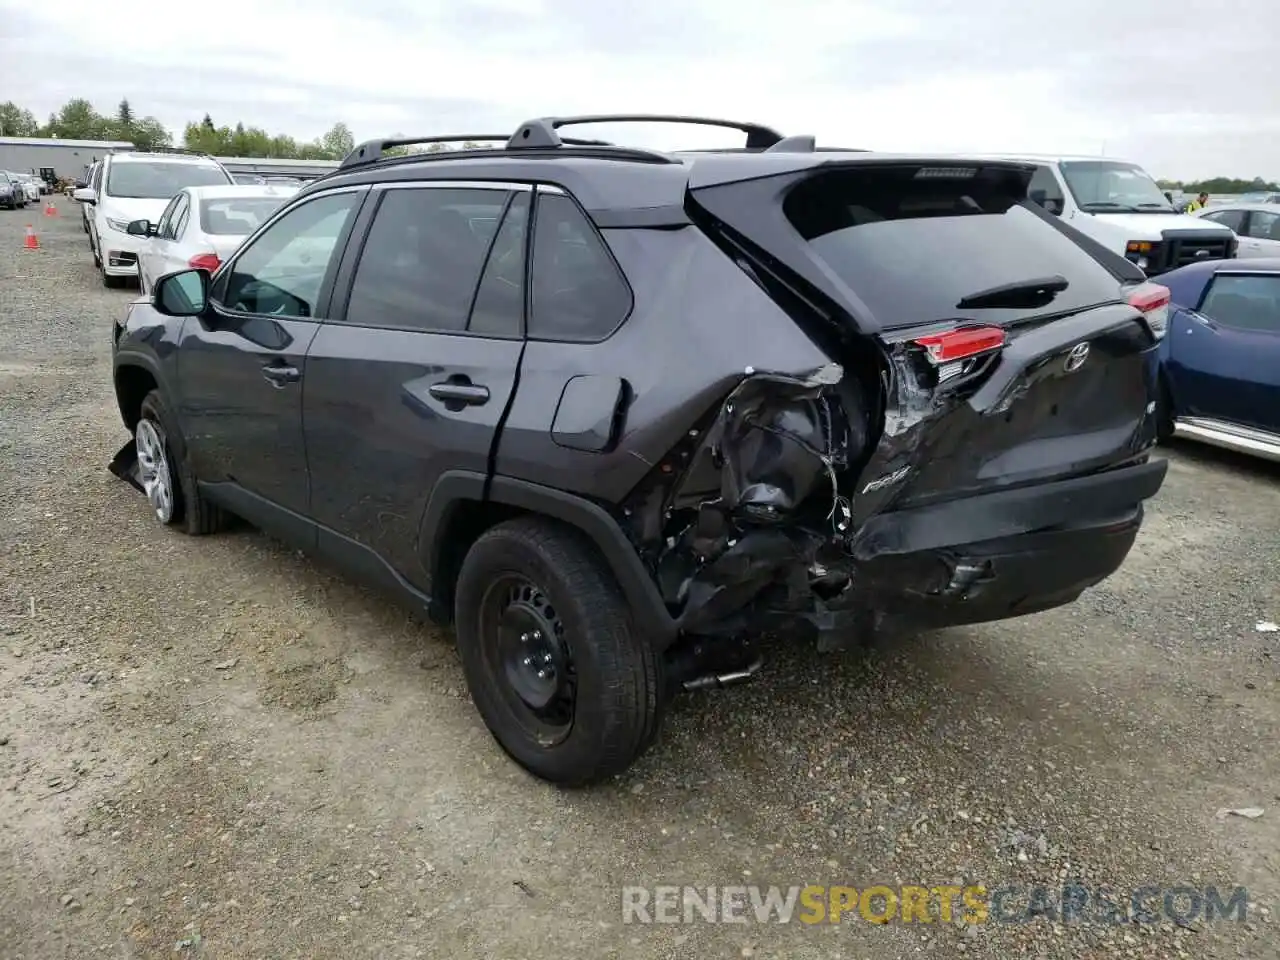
[454,517,662,786]
[136,390,229,535]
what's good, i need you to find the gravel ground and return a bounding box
[0,205,1277,960]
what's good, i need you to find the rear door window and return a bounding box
[343,186,514,333]
[783,166,1128,329]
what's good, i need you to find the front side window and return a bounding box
[344,186,514,333]
[1200,274,1280,333]
[1244,210,1280,241]
[1202,209,1245,232]
[106,161,231,200]
[219,192,360,318]
[1059,161,1173,212]
[163,195,189,241]
[1027,166,1066,215]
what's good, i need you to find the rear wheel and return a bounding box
[454,517,661,786]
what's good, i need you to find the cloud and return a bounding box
[0,0,1275,179]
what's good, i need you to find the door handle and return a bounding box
[429,381,490,405]
[262,362,301,387]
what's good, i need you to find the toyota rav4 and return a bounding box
[109,115,1170,785]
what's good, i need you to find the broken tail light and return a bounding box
[1127,282,1171,339]
[188,253,221,272]
[911,326,1007,364]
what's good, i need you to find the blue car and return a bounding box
[1156,257,1280,461]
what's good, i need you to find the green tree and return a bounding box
[0,101,40,136]
[49,98,105,139]
[130,117,172,151]
[320,122,355,159]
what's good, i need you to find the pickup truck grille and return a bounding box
[1151,232,1234,274]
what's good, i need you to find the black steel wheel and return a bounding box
[455,517,661,786]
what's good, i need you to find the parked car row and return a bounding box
[72,150,297,288]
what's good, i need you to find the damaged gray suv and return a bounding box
[110,115,1170,785]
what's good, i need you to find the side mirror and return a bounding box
[126,219,151,237]
[73,187,96,204]
[152,269,208,318]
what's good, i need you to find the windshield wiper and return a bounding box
[1079,201,1139,212]
[956,275,1069,310]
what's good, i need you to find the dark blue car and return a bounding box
[1156,257,1280,461]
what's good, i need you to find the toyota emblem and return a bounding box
[1064,342,1090,373]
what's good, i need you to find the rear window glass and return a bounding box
[783,167,1125,328]
[200,197,289,235]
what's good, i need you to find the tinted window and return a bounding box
[784,166,1126,329]
[469,193,529,338]
[1244,210,1280,241]
[106,161,230,199]
[1202,209,1246,232]
[200,196,290,235]
[528,192,631,342]
[345,187,511,332]
[1200,275,1280,333]
[221,192,359,318]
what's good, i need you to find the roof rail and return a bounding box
[339,133,621,171]
[507,114,786,150]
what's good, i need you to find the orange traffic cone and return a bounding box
[43,200,57,217]
[23,224,39,250]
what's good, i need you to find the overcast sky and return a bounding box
[0,0,1275,180]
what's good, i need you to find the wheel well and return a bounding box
[114,365,157,432]
[430,499,526,623]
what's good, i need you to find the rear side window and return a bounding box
[1199,275,1280,333]
[345,187,512,333]
[528,192,632,342]
[783,166,1127,329]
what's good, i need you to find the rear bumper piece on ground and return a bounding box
[104,250,139,277]
[1173,417,1280,463]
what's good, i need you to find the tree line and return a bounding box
[0,97,357,160]
[1156,176,1279,195]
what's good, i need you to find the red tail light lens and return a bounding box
[911,326,1006,364]
[1128,281,1171,338]
[188,253,221,272]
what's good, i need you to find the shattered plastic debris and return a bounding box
[1255,621,1278,633]
[1215,807,1264,821]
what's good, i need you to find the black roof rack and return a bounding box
[340,134,621,170]
[506,114,785,151]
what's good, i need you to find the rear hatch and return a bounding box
[687,159,1160,522]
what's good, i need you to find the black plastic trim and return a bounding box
[420,471,678,647]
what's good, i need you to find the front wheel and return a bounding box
[454,518,662,786]
[135,390,229,535]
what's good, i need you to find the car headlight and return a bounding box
[105,217,133,233]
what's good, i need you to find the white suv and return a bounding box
[75,152,234,288]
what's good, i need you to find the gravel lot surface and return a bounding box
[0,205,1277,959]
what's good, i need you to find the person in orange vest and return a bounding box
[1185,192,1209,213]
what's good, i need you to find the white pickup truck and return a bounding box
[976,154,1238,276]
